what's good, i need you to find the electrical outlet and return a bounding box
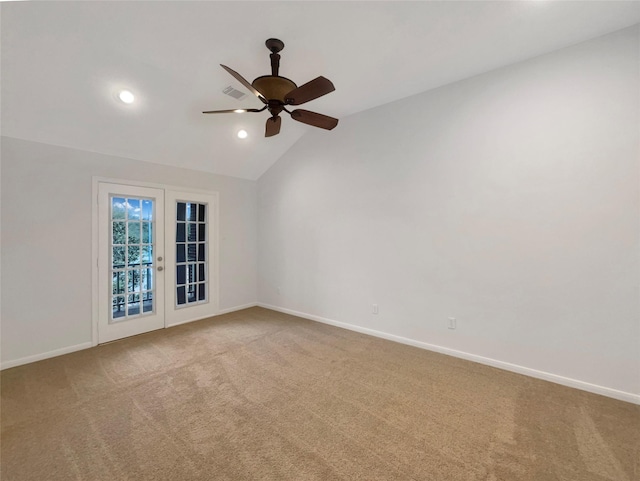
[372,304,379,314]
[448,317,456,329]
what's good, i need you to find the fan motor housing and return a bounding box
[252,76,297,103]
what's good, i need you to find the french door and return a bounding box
[164,190,218,326]
[98,184,165,343]
[97,182,218,344]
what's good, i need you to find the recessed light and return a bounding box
[118,90,135,104]
[237,129,248,139]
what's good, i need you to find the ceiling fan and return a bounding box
[203,38,338,137]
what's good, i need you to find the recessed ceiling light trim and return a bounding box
[237,129,248,139]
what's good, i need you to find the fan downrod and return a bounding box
[265,38,285,53]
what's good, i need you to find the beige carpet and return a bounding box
[1,307,638,480]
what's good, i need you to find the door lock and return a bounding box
[157,266,164,271]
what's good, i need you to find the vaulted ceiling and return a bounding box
[3,1,639,180]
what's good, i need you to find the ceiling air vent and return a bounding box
[223,86,247,100]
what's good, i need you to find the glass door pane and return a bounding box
[110,196,155,321]
[175,201,208,307]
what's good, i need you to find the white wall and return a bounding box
[1,137,257,364]
[258,26,640,400]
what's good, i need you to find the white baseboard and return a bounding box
[258,303,640,405]
[218,302,258,315]
[165,303,258,328]
[1,304,260,370]
[1,342,93,370]
[166,318,204,328]
[5,304,637,405]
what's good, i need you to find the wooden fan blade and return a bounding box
[290,109,338,130]
[285,76,335,105]
[265,116,282,137]
[202,108,264,114]
[220,64,267,103]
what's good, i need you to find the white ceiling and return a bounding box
[2,1,639,180]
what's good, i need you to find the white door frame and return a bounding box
[91,177,220,346]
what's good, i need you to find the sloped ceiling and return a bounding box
[2,1,639,180]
